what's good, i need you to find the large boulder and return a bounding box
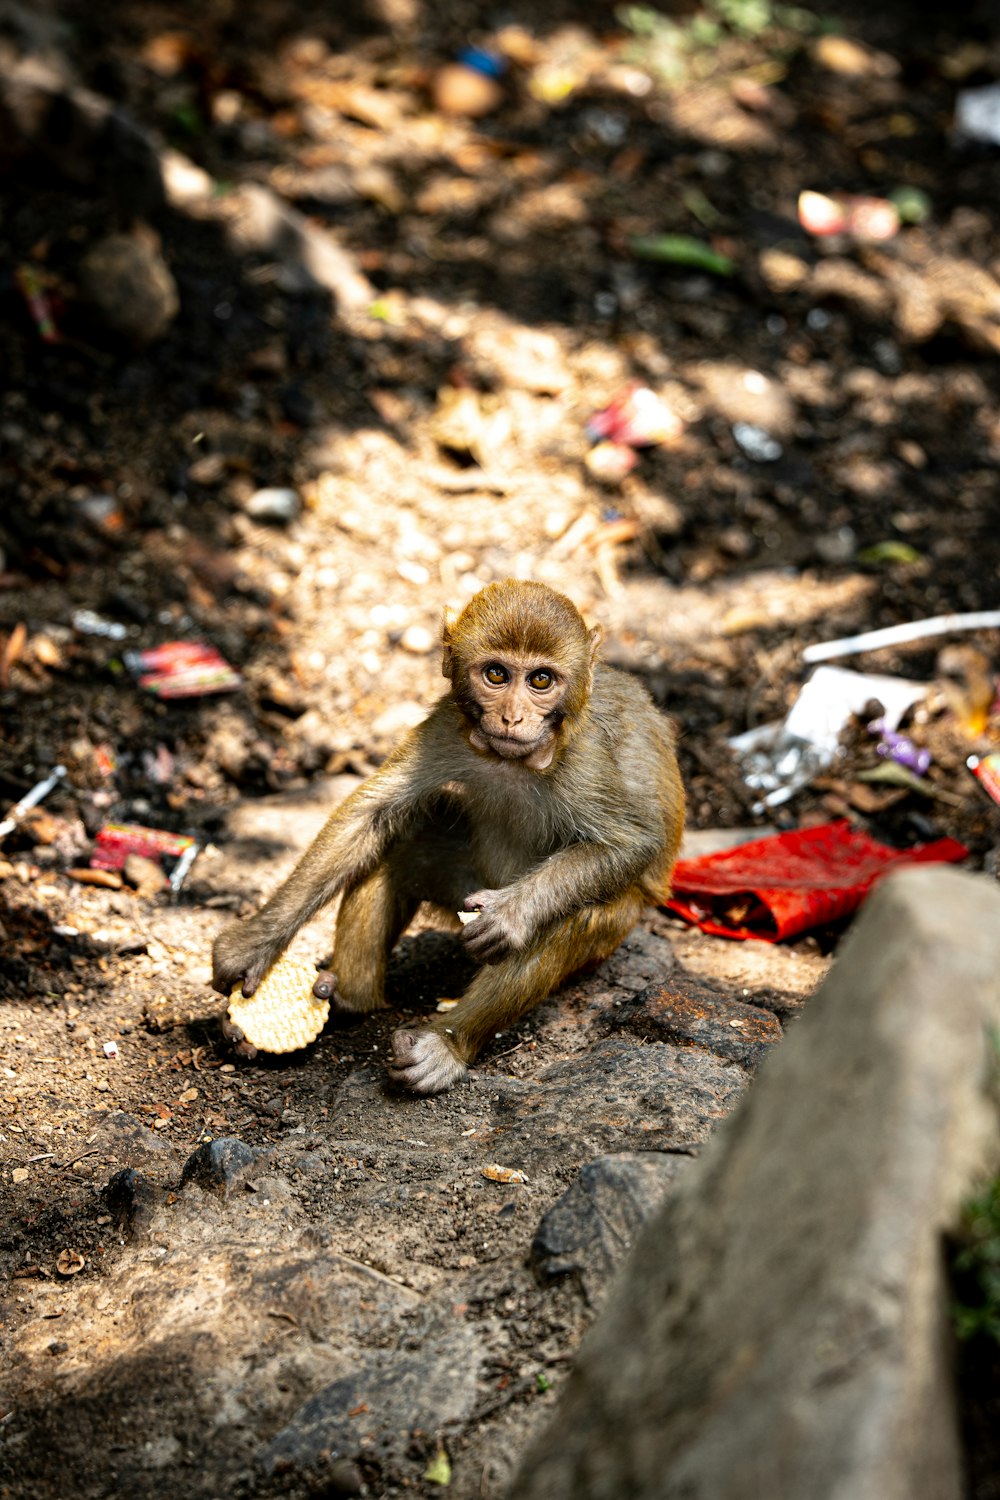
[512,866,1000,1500]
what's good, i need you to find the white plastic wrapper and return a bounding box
[730,666,929,812]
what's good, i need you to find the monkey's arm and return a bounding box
[461,823,662,964]
[212,725,447,996]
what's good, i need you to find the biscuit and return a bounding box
[227,954,328,1054]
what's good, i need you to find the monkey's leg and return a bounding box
[321,864,419,1013]
[388,888,646,1094]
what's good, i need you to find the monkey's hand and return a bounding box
[459,888,533,965]
[211,919,283,998]
[388,1028,467,1095]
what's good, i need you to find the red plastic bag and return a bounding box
[665,820,968,941]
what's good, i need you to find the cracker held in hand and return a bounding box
[227,955,328,1054]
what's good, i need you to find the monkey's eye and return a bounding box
[483,664,510,686]
[528,669,554,691]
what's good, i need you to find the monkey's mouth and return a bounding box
[484,731,543,758]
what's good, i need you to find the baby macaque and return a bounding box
[212,580,685,1093]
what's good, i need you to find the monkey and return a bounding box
[212,579,685,1094]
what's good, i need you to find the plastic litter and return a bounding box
[968,754,1000,808]
[869,719,932,777]
[0,765,67,841]
[798,190,900,241]
[955,82,1000,146]
[730,665,928,813]
[586,385,684,448]
[124,641,242,697]
[665,820,968,941]
[15,265,59,343]
[90,823,198,883]
[803,609,1000,664]
[73,610,128,641]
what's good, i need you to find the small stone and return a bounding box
[371,701,428,739]
[78,229,179,348]
[160,148,214,205]
[399,625,435,655]
[245,487,301,523]
[322,1458,365,1496]
[432,61,503,118]
[585,441,638,484]
[67,867,124,890]
[180,1137,261,1195]
[732,422,783,462]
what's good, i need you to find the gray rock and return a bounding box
[532,1152,692,1303]
[90,1108,174,1157]
[102,1167,163,1240]
[590,926,676,993]
[512,867,1000,1500]
[227,184,373,309]
[0,53,165,218]
[607,975,783,1067]
[262,1315,486,1471]
[494,1038,747,1159]
[180,1137,261,1195]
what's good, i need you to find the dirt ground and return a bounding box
[2,0,1000,1495]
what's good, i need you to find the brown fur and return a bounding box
[212,579,685,1094]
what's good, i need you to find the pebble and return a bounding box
[180,1137,261,1195]
[78,230,179,348]
[244,487,301,523]
[432,60,503,118]
[400,625,435,655]
[371,701,428,738]
[732,422,783,462]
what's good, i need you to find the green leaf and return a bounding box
[856,540,922,566]
[424,1449,452,1485]
[629,234,735,276]
[536,1372,551,1392]
[889,186,932,225]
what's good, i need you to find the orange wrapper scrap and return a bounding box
[968,754,1000,808]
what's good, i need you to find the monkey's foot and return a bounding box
[220,1015,259,1060]
[314,970,387,1017]
[387,1028,467,1095]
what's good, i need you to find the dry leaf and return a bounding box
[56,1249,86,1277]
[482,1163,528,1185]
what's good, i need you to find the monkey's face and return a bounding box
[464,654,568,765]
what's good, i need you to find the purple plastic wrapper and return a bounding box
[869,720,932,776]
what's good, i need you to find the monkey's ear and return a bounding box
[441,605,459,680]
[587,624,604,668]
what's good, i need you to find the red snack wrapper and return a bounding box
[968,754,1000,808]
[665,820,968,941]
[586,386,684,448]
[90,822,196,873]
[124,642,242,698]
